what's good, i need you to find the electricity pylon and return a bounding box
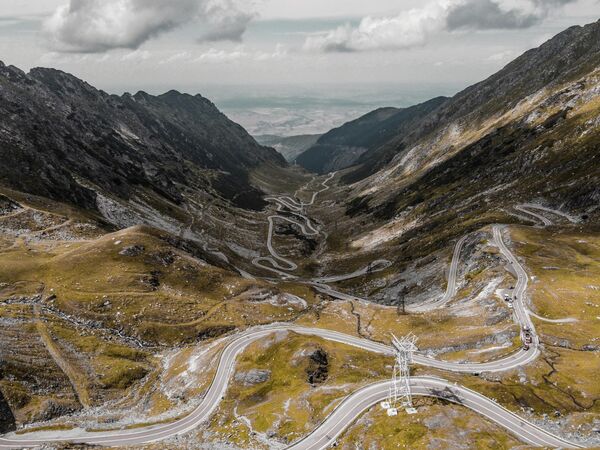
[381,333,418,416]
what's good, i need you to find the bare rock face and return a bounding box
[0,195,21,216]
[0,390,16,433]
[306,348,329,385]
[119,245,145,257]
[235,369,271,386]
[30,399,79,423]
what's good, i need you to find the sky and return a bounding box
[1,0,598,135]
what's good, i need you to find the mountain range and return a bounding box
[0,63,285,213]
[0,18,599,441]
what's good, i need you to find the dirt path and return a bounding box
[33,304,92,408]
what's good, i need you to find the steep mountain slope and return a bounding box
[303,19,600,306]
[296,98,447,173]
[0,63,285,212]
[343,19,600,184]
[255,134,321,162]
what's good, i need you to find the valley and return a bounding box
[0,16,599,450]
[1,167,598,449]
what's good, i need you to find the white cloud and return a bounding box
[120,49,152,61]
[43,0,257,53]
[198,0,255,43]
[159,51,193,64]
[195,48,247,62]
[304,1,454,52]
[485,49,515,61]
[193,44,287,63]
[304,0,576,53]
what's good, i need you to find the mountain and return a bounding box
[0,20,599,443]
[0,63,285,212]
[296,98,447,173]
[255,134,321,162]
[318,19,600,284]
[299,20,600,181]
[342,19,600,184]
[0,63,306,427]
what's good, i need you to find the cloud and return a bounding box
[304,0,576,53]
[120,49,152,61]
[446,0,575,30]
[193,44,287,63]
[304,1,452,53]
[198,0,255,43]
[43,0,256,53]
[159,51,193,64]
[485,49,515,61]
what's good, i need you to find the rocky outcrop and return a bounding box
[306,348,329,385]
[235,369,271,386]
[0,390,16,433]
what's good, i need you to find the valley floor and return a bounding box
[0,176,599,450]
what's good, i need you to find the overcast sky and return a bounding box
[1,0,598,94]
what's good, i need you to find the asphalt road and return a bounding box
[253,173,334,277]
[492,225,538,349]
[287,377,583,449]
[514,203,580,227]
[408,234,468,312]
[515,204,554,226]
[0,326,563,448]
[0,186,583,449]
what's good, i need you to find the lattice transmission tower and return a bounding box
[381,333,418,416]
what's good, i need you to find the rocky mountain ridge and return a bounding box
[344,19,600,185]
[0,62,285,213]
[296,20,600,185]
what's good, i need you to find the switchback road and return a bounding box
[0,178,583,449]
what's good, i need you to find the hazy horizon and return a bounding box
[2,0,597,136]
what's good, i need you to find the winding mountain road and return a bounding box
[0,224,563,450]
[409,234,469,312]
[252,173,335,278]
[0,324,573,449]
[515,203,580,227]
[287,377,581,450]
[0,180,585,449]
